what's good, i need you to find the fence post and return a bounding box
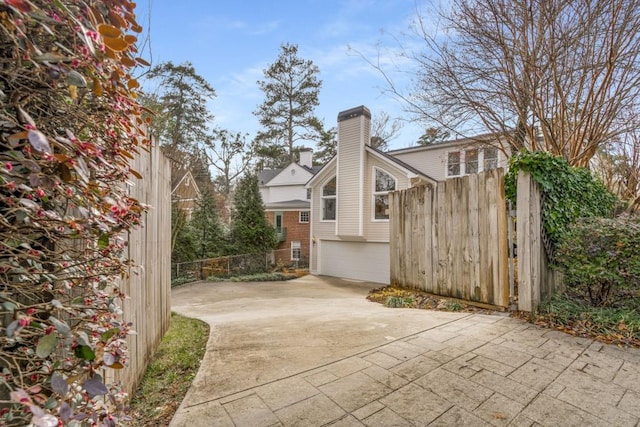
[507,201,515,306]
[517,172,541,312]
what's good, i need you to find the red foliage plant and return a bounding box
[0,0,149,425]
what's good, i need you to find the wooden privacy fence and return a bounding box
[106,144,172,395]
[516,172,563,312]
[389,168,509,309]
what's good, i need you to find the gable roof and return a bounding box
[302,164,323,175]
[171,170,201,199]
[305,146,439,188]
[367,145,438,184]
[305,156,336,188]
[258,168,281,186]
[258,161,321,187]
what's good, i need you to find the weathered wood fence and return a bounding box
[390,168,509,308]
[107,144,172,395]
[516,172,563,312]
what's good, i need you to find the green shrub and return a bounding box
[555,215,640,306]
[505,151,617,251]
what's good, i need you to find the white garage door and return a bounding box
[319,240,390,284]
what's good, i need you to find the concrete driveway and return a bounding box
[169,275,640,427]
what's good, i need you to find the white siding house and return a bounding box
[306,106,435,284]
[306,105,512,284]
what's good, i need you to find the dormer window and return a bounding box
[373,168,396,220]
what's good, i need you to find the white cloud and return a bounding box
[224,20,248,30]
[248,20,281,36]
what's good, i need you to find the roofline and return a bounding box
[259,162,318,186]
[305,156,336,187]
[366,146,438,184]
[388,131,511,155]
[171,170,202,198]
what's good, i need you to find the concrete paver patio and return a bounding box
[169,275,640,427]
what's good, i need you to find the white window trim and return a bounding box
[321,176,337,222]
[372,167,397,222]
[446,147,500,177]
[483,147,500,171]
[299,210,310,223]
[291,241,301,261]
[446,150,462,177]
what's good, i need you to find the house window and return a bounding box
[299,211,309,223]
[274,212,285,242]
[291,241,301,261]
[465,149,479,174]
[306,188,311,200]
[322,176,336,221]
[447,152,461,176]
[373,168,396,220]
[484,147,498,170]
[448,147,499,177]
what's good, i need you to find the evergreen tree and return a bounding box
[254,43,323,167]
[229,174,278,254]
[142,61,216,176]
[191,189,226,259]
[417,127,451,146]
[172,220,198,263]
[315,127,337,165]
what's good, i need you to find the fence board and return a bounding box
[516,173,563,312]
[390,168,508,308]
[105,144,171,396]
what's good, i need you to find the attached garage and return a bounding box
[318,240,390,284]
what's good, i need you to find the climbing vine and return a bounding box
[505,151,617,250]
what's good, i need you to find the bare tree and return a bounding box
[370,111,404,150]
[203,129,252,195]
[595,115,640,213]
[371,0,640,166]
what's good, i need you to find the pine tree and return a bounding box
[254,43,323,167]
[229,174,277,254]
[315,127,337,165]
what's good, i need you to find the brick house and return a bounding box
[258,149,321,266]
[171,168,201,220]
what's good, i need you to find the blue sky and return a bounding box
[134,0,427,151]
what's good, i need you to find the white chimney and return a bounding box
[299,148,313,168]
[336,105,371,238]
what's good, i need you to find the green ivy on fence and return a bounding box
[505,151,618,252]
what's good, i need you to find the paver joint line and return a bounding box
[180,312,475,410]
[169,278,640,427]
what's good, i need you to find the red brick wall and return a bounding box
[266,210,311,264]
